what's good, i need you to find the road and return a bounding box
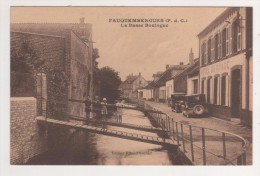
[144,100,252,165]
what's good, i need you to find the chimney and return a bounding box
[80,17,85,24]
[180,62,184,65]
[166,64,169,70]
[189,48,194,65]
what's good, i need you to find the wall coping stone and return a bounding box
[11,97,36,101]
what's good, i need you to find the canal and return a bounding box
[27,106,184,165]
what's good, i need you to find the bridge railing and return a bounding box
[137,99,247,165]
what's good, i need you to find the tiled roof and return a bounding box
[11,23,92,41]
[154,65,187,87]
[187,63,200,77]
[143,81,156,89]
[147,60,199,88]
[126,75,138,83]
[173,59,199,79]
[197,7,239,38]
[121,75,139,86]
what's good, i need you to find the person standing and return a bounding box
[101,98,108,121]
[116,100,124,123]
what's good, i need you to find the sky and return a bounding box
[11,7,226,81]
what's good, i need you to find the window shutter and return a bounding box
[222,28,226,57]
[232,19,238,53]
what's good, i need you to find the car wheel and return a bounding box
[193,105,205,115]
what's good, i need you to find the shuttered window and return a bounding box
[207,38,211,63]
[214,34,218,59]
[222,28,226,57]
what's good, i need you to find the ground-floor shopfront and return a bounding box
[200,53,252,126]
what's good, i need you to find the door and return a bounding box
[139,91,143,99]
[231,69,241,118]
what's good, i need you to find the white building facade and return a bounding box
[198,7,252,126]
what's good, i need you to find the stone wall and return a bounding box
[68,32,92,117]
[10,97,48,164]
[11,32,68,119]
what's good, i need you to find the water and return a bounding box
[28,106,180,165]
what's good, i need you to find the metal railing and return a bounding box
[137,99,247,165]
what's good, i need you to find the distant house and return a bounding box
[165,49,198,99]
[137,81,155,100]
[136,72,163,101]
[120,73,148,99]
[172,58,199,95]
[187,61,200,95]
[154,63,187,103]
[11,18,98,118]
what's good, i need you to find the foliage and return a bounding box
[11,40,45,73]
[11,39,45,96]
[93,48,99,68]
[99,66,121,103]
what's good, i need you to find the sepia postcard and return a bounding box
[1,4,260,176]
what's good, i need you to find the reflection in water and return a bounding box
[28,108,181,165]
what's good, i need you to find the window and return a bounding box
[201,79,205,94]
[221,76,226,105]
[193,80,198,94]
[226,27,230,56]
[214,34,218,59]
[201,42,207,65]
[214,77,218,104]
[218,32,222,59]
[222,28,226,57]
[237,18,242,51]
[232,19,238,53]
[207,38,211,63]
[211,37,215,62]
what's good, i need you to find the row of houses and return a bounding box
[138,49,198,103]
[126,7,253,126]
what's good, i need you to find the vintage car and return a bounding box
[182,94,208,118]
[170,93,186,113]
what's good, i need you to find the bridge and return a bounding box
[69,115,165,133]
[68,99,165,114]
[36,116,177,147]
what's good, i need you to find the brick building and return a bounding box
[197,7,252,126]
[11,18,97,119]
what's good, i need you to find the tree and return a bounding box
[93,48,99,68]
[99,66,121,103]
[11,39,45,96]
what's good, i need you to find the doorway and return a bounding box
[231,69,241,118]
[139,91,143,99]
